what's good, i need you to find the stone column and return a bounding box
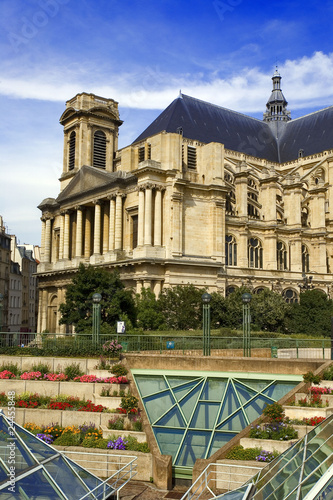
[108,197,116,251]
[154,187,162,246]
[63,211,70,260]
[238,230,248,268]
[93,201,102,255]
[75,206,83,258]
[103,204,109,254]
[84,208,92,258]
[40,218,46,262]
[144,185,152,245]
[37,290,43,333]
[115,194,123,250]
[40,289,48,333]
[44,217,52,263]
[171,193,183,256]
[153,280,163,296]
[212,199,224,262]
[290,237,302,272]
[138,188,145,246]
[264,231,277,270]
[59,213,64,260]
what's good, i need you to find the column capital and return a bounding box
[60,209,71,216]
[92,199,103,206]
[116,191,127,199]
[74,205,84,211]
[41,213,54,221]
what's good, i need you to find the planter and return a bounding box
[318,381,333,390]
[101,427,147,443]
[293,425,312,439]
[93,395,121,409]
[294,393,333,405]
[53,445,152,481]
[240,437,297,453]
[284,405,333,420]
[216,460,265,491]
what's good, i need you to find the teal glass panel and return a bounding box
[218,385,241,424]
[154,428,184,460]
[68,458,106,493]
[15,468,66,499]
[0,420,36,472]
[0,461,8,483]
[15,426,58,462]
[201,378,227,401]
[135,375,167,396]
[179,383,203,422]
[217,410,247,432]
[234,382,257,405]
[215,484,251,499]
[144,392,175,423]
[190,402,220,429]
[209,431,236,456]
[173,380,202,402]
[263,382,296,401]
[155,406,186,427]
[166,376,200,388]
[243,395,271,423]
[309,473,333,500]
[44,455,92,498]
[176,431,211,466]
[242,380,270,392]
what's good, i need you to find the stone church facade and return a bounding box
[37,70,333,333]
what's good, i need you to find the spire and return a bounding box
[263,67,291,122]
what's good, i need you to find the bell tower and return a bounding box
[59,93,123,190]
[263,68,291,122]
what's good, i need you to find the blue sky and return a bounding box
[1,0,333,244]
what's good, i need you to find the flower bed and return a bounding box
[0,392,108,413]
[0,370,128,384]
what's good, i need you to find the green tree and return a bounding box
[59,264,136,333]
[158,285,205,330]
[209,292,227,328]
[135,287,165,330]
[285,289,333,337]
[222,287,251,329]
[250,289,288,332]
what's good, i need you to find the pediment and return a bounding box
[56,166,135,204]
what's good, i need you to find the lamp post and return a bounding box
[92,293,102,346]
[202,293,212,356]
[242,293,252,357]
[0,293,3,333]
[299,273,314,291]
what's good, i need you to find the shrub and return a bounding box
[303,371,321,385]
[31,363,50,376]
[249,423,298,440]
[226,445,263,461]
[263,402,285,423]
[0,362,20,376]
[81,437,109,449]
[111,364,128,377]
[323,364,333,381]
[120,395,139,413]
[53,433,81,446]
[108,417,124,430]
[124,435,149,453]
[64,363,84,380]
[0,392,8,405]
[132,418,143,432]
[102,340,123,358]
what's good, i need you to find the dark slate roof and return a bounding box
[132,94,333,164]
[278,106,333,163]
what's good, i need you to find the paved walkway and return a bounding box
[117,480,214,500]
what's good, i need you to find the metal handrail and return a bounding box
[180,463,262,500]
[62,450,138,500]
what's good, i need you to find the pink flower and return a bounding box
[0,370,16,379]
[20,371,42,380]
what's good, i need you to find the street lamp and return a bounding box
[242,293,252,357]
[92,293,102,346]
[299,274,314,291]
[202,293,211,356]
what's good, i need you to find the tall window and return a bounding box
[93,130,106,168]
[132,215,138,249]
[225,235,237,266]
[68,131,76,170]
[248,237,263,269]
[302,244,309,273]
[277,241,287,270]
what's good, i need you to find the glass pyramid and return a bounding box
[215,413,333,500]
[133,369,301,471]
[0,410,114,499]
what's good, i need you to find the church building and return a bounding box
[37,70,333,333]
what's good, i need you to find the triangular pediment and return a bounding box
[56,166,136,204]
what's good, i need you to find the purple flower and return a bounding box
[37,433,54,444]
[107,437,128,450]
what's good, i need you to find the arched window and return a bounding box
[283,289,298,304]
[277,241,287,270]
[248,237,263,269]
[68,131,76,170]
[302,244,309,273]
[225,235,237,266]
[93,130,106,168]
[253,287,267,294]
[226,286,238,296]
